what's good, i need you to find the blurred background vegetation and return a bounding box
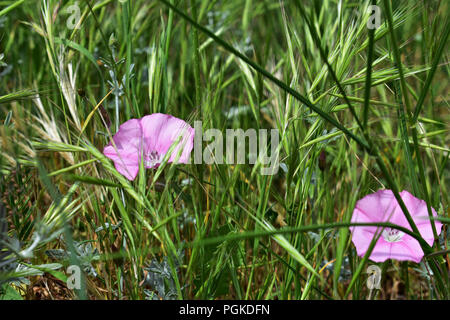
[0,0,448,299]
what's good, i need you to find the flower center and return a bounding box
[144,151,162,168]
[382,228,404,243]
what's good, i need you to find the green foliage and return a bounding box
[0,0,448,300]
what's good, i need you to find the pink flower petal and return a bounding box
[103,114,194,180]
[353,189,397,222]
[397,235,426,263]
[140,113,173,152]
[107,118,143,151]
[141,113,194,165]
[103,118,142,181]
[103,147,140,181]
[399,190,443,246]
[365,240,392,263]
[350,189,442,263]
[351,227,379,258]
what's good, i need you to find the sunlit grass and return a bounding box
[0,0,448,300]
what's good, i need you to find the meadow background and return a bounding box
[0,0,448,300]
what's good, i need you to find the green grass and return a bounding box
[0,0,448,300]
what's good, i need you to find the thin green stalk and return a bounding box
[156,0,370,150]
[382,0,412,116]
[363,0,377,130]
[412,20,449,123]
[0,0,25,17]
[191,221,435,248]
[190,0,201,108]
[293,0,364,131]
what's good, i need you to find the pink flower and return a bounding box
[350,190,442,263]
[103,113,195,181]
